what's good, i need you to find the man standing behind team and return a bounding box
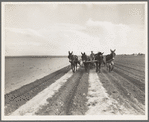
[90,51,95,68]
[90,51,95,61]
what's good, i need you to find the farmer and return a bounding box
[90,51,95,61]
[90,51,95,68]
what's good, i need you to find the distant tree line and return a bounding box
[132,53,144,56]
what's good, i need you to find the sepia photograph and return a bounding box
[1,2,148,120]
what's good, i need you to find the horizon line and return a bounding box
[5,53,145,57]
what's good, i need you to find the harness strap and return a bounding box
[106,59,114,63]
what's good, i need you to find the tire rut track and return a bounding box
[99,70,140,115]
[115,62,145,73]
[5,65,71,115]
[102,69,145,114]
[115,61,145,68]
[115,64,145,81]
[113,68,145,93]
[5,59,146,116]
[68,71,89,115]
[65,70,84,115]
[111,71,145,105]
[35,68,84,115]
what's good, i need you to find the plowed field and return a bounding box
[5,55,146,116]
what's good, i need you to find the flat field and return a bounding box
[4,55,146,116]
[5,57,69,94]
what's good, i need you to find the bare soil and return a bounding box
[5,55,145,116]
[5,65,71,115]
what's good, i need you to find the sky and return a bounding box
[3,2,147,56]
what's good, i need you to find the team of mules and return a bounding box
[68,49,116,73]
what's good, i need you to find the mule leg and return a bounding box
[84,63,86,72]
[91,62,94,69]
[109,64,111,72]
[93,62,95,68]
[76,63,78,71]
[107,63,111,72]
[76,63,77,71]
[71,64,75,73]
[73,64,76,73]
[84,63,86,71]
[111,62,114,71]
[110,64,112,72]
[71,64,73,72]
[75,63,77,71]
[74,64,76,72]
[88,63,90,73]
[96,63,98,72]
[90,62,92,69]
[86,63,88,72]
[73,65,75,72]
[103,61,106,66]
[86,64,88,72]
[97,63,99,73]
[73,65,75,73]
[99,63,101,73]
[110,63,114,72]
[77,61,80,66]
[106,63,109,70]
[97,63,99,72]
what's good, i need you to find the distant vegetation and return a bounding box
[5,55,68,58]
[132,53,145,56]
[117,53,145,56]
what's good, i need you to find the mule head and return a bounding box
[110,49,116,60]
[81,52,87,62]
[98,52,104,58]
[94,52,104,61]
[68,51,73,62]
[68,51,73,54]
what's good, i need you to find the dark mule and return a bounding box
[104,49,116,72]
[81,52,90,72]
[68,51,80,73]
[94,52,104,73]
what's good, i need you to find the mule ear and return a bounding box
[114,49,116,52]
[71,51,73,54]
[81,52,83,55]
[110,49,112,52]
[68,51,70,54]
[102,52,104,54]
